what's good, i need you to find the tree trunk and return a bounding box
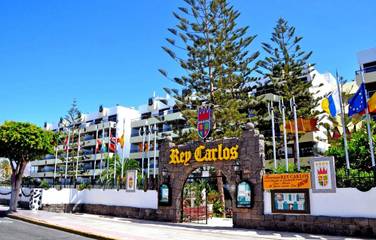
[216,169,226,218]
[9,161,26,212]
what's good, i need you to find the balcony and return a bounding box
[31,159,63,166]
[356,67,376,85]
[129,150,159,160]
[131,112,184,128]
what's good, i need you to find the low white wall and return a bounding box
[0,187,158,209]
[264,188,376,218]
[42,188,158,209]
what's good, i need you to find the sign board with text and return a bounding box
[263,173,311,190]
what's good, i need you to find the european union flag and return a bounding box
[348,83,367,117]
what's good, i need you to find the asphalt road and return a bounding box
[0,216,93,240]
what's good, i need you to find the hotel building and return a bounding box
[30,105,139,185]
[129,95,189,177]
[356,48,376,97]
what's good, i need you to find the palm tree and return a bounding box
[99,154,140,187]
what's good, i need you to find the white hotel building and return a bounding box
[30,105,139,185]
[129,95,189,177]
[30,95,189,185]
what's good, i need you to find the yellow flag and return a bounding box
[321,98,330,115]
[368,92,376,113]
[118,134,125,148]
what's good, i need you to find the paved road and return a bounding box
[0,216,92,240]
[4,207,365,240]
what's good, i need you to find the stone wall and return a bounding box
[235,214,376,237]
[42,203,162,221]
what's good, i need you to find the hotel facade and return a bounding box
[30,105,139,185]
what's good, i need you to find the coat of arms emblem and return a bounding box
[197,106,212,139]
[317,167,329,187]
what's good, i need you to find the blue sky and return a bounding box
[1,0,375,126]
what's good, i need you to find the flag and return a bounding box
[101,140,107,153]
[118,134,125,148]
[368,92,376,113]
[348,83,367,117]
[281,118,318,133]
[321,90,341,117]
[109,132,117,153]
[95,139,101,153]
[138,143,148,152]
[63,136,69,151]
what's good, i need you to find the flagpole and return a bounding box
[75,128,81,181]
[268,101,277,171]
[140,124,146,179]
[279,98,289,172]
[113,124,117,187]
[53,139,59,186]
[64,128,71,186]
[360,66,376,167]
[291,96,301,171]
[93,125,99,183]
[147,125,151,179]
[121,118,126,182]
[336,71,350,170]
[107,124,111,181]
[100,122,104,174]
[153,123,157,178]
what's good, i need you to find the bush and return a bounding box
[39,179,50,189]
[336,168,375,191]
[213,200,224,217]
[266,163,310,174]
[207,190,220,204]
[78,183,92,191]
[326,124,376,172]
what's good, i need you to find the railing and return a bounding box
[336,171,376,191]
[355,66,376,75]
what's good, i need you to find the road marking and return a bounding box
[0,220,13,223]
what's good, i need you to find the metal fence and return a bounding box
[336,171,376,191]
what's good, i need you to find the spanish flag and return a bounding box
[368,92,376,113]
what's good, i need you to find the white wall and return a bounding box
[0,187,158,209]
[264,188,376,218]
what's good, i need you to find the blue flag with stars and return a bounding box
[348,83,367,117]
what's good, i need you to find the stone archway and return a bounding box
[157,125,265,227]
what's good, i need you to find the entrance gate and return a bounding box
[182,167,231,224]
[157,124,265,226]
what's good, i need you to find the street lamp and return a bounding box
[161,167,170,183]
[233,160,242,180]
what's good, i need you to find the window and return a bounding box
[364,61,376,73]
[141,112,151,120]
[108,114,117,122]
[131,128,140,137]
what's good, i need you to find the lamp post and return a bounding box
[233,160,242,181]
[161,167,169,183]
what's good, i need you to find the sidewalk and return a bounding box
[1,205,363,240]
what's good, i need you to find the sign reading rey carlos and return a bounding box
[310,156,336,193]
[169,144,239,166]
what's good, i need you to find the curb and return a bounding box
[8,213,118,240]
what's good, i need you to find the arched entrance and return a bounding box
[157,125,265,227]
[182,166,233,226]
